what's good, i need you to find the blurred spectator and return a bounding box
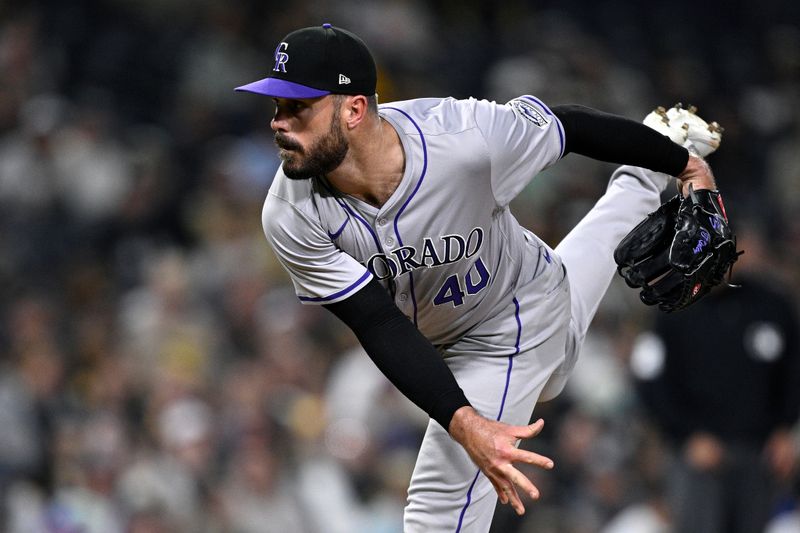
[631,223,800,533]
[117,396,214,532]
[766,473,800,533]
[220,438,307,532]
[599,424,672,533]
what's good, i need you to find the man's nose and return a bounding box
[271,106,291,132]
[270,115,286,132]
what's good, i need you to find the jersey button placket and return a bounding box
[376,217,393,248]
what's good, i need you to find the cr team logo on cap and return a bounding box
[273,42,289,73]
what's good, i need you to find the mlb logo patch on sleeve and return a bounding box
[509,99,549,127]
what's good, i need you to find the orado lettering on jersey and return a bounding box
[366,227,484,280]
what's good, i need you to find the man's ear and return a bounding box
[343,95,369,129]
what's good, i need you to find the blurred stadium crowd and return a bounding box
[0,0,799,532]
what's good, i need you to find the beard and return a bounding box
[275,107,349,180]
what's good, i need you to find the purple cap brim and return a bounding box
[234,77,330,98]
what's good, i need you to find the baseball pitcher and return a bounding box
[235,23,725,533]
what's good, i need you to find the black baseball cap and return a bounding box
[235,23,376,99]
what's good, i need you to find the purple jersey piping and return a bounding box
[520,95,565,159]
[298,270,372,302]
[455,296,522,532]
[382,106,428,326]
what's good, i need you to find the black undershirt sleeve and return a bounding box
[324,278,470,431]
[552,104,689,176]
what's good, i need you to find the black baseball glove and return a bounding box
[614,185,741,312]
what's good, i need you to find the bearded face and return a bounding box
[274,103,349,180]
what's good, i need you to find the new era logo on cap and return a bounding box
[234,23,377,99]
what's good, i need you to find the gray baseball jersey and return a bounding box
[262,95,568,355]
[261,94,674,532]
